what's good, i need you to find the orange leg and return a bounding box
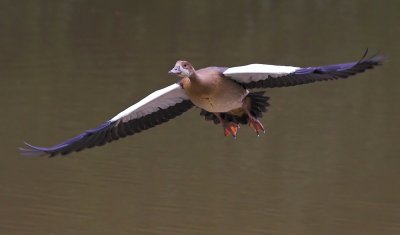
[217,114,240,138]
[247,112,265,136]
[223,122,240,138]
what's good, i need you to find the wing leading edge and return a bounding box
[224,51,385,89]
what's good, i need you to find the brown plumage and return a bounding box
[170,60,268,137]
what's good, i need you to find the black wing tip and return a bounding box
[19,142,50,158]
[359,48,387,65]
[18,121,116,158]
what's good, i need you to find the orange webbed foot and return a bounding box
[223,122,240,139]
[248,116,265,136]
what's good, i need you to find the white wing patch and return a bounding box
[223,64,300,83]
[110,83,188,123]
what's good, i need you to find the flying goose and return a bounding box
[20,50,384,157]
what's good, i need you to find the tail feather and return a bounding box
[246,91,270,119]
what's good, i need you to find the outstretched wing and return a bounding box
[223,51,385,89]
[20,83,193,157]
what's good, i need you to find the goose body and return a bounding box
[180,68,248,112]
